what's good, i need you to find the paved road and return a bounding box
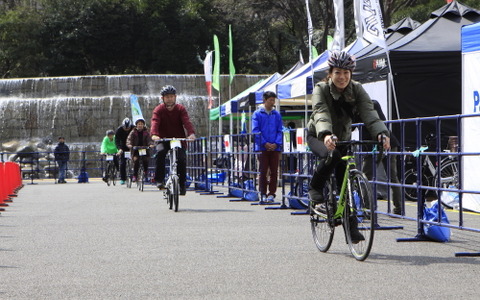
[1,179,479,299]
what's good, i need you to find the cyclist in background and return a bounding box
[127,118,153,182]
[100,130,119,183]
[307,51,390,242]
[150,85,196,195]
[115,118,135,185]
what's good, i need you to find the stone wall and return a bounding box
[0,74,267,148]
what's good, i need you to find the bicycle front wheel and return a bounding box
[344,170,375,261]
[125,160,133,188]
[434,160,459,189]
[111,164,117,186]
[106,164,113,186]
[137,165,144,192]
[310,177,335,252]
[172,176,180,212]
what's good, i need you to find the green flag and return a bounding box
[311,46,319,59]
[212,34,220,91]
[229,25,235,85]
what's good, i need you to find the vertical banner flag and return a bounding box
[130,94,144,124]
[332,0,345,51]
[212,34,221,92]
[305,0,314,61]
[353,0,364,39]
[204,51,213,109]
[360,0,386,48]
[229,25,236,85]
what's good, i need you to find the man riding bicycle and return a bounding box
[307,51,391,242]
[115,118,134,185]
[150,85,196,195]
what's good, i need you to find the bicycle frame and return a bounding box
[332,154,357,219]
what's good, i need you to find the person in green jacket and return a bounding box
[307,51,391,242]
[101,129,119,182]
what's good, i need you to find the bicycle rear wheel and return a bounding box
[310,177,335,252]
[137,164,144,192]
[344,170,375,261]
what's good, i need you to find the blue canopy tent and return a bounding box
[275,51,329,100]
[219,78,268,117]
[235,72,282,111]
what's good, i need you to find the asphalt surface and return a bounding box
[1,179,480,299]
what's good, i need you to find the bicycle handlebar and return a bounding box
[154,138,193,143]
[325,137,384,165]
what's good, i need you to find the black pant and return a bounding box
[155,142,187,187]
[118,152,127,181]
[307,132,346,192]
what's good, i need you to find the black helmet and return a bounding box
[106,130,115,136]
[135,118,146,125]
[122,117,131,128]
[161,85,177,96]
[327,51,356,71]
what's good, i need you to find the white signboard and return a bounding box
[461,23,480,212]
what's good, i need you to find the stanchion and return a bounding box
[0,162,7,210]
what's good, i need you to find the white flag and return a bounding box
[332,0,345,51]
[305,0,314,61]
[353,0,363,39]
[203,51,213,109]
[360,0,386,48]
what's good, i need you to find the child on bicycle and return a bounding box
[100,129,119,182]
[126,118,153,182]
[307,51,390,242]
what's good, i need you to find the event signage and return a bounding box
[461,23,480,212]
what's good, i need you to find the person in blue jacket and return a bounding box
[252,91,283,203]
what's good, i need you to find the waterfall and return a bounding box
[0,74,266,148]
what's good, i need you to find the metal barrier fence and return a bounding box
[2,114,479,256]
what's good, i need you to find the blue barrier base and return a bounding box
[375,225,404,230]
[251,201,281,206]
[265,204,290,210]
[229,198,257,202]
[198,190,223,195]
[455,252,480,257]
[396,234,431,242]
[291,210,310,215]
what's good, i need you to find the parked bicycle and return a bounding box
[310,139,382,261]
[103,154,118,186]
[403,134,459,202]
[155,138,190,212]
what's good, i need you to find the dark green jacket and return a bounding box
[307,79,389,141]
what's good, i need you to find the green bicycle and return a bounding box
[310,139,382,261]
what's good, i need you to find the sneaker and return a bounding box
[349,216,365,244]
[308,188,324,203]
[266,195,275,203]
[393,207,402,215]
[120,180,125,185]
[259,194,267,204]
[156,182,165,189]
[180,185,187,195]
[132,176,137,182]
[102,177,108,183]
